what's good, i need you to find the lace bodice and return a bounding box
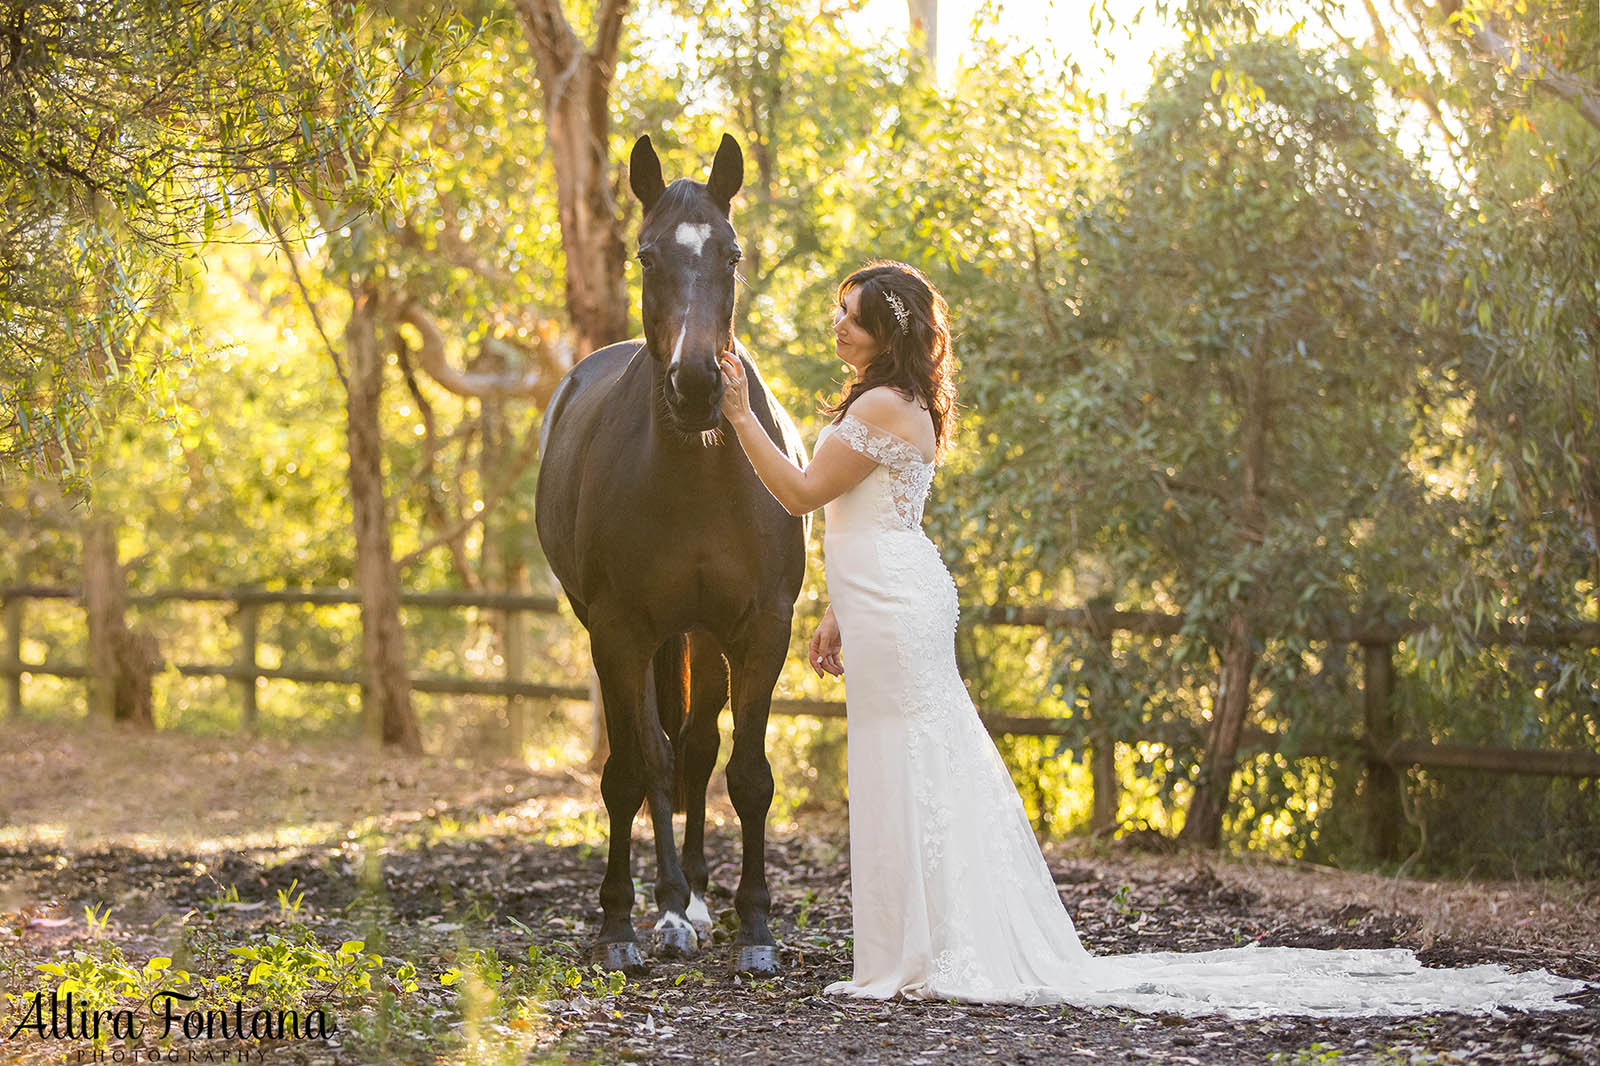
[819,412,935,531]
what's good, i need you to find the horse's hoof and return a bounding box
[733,945,781,976]
[654,924,698,959]
[594,941,647,974]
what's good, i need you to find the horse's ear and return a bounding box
[630,135,665,215]
[706,134,743,213]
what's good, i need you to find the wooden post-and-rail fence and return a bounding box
[4,585,1599,859]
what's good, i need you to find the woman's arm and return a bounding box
[719,354,877,516]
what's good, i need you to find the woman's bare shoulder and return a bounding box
[849,386,924,418]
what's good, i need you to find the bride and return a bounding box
[715,260,1585,1018]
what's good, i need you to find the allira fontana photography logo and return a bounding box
[8,988,336,1044]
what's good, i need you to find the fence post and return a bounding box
[4,596,21,718]
[237,600,260,733]
[1362,640,1402,861]
[504,604,525,757]
[1088,624,1119,837]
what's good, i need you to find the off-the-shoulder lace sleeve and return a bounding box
[829,412,935,530]
[832,412,932,467]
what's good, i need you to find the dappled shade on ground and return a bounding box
[0,721,1595,1065]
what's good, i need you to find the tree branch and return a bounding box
[397,412,542,572]
[593,0,629,76]
[261,197,348,392]
[510,0,580,87]
[1352,0,1460,153]
[1440,0,1600,135]
[1154,469,1231,505]
[397,302,571,406]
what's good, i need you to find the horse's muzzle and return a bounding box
[665,363,725,431]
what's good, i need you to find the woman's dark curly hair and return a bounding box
[825,260,957,461]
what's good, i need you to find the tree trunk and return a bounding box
[1179,609,1257,847]
[513,0,632,357]
[907,0,938,67]
[511,0,628,766]
[345,286,422,753]
[1181,327,1271,847]
[1362,641,1403,860]
[82,518,155,728]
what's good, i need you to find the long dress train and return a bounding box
[815,411,1588,1019]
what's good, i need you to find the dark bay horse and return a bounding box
[535,134,807,975]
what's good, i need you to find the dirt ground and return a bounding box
[0,719,1596,1066]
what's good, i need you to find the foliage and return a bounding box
[0,924,613,1061]
[3,0,1598,873]
[226,934,383,1007]
[927,36,1457,852]
[0,0,464,481]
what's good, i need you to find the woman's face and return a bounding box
[832,285,883,373]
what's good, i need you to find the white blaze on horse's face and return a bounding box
[670,321,688,370]
[674,222,713,257]
[632,182,744,433]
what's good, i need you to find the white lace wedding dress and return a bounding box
[815,411,1587,1018]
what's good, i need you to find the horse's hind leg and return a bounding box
[641,640,697,959]
[679,633,729,942]
[725,612,790,976]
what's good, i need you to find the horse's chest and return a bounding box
[597,508,765,575]
[581,476,773,587]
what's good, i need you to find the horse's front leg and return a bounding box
[724,609,791,976]
[590,624,652,974]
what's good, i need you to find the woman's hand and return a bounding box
[809,606,843,678]
[719,351,754,428]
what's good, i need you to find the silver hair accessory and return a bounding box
[883,290,910,334]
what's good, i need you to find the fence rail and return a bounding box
[4,584,1598,855]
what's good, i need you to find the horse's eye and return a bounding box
[728,250,742,267]
[637,251,656,271]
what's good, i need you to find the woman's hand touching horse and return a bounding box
[719,352,754,430]
[718,351,879,517]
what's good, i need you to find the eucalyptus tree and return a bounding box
[1380,2,1600,865]
[962,38,1460,847]
[1151,0,1600,608]
[657,0,913,372]
[506,0,632,360]
[0,0,432,480]
[0,0,464,734]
